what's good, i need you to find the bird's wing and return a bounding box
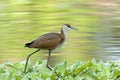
[29,33,63,50]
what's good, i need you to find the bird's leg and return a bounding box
[46,50,52,70]
[24,49,40,73]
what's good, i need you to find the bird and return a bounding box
[23,24,78,73]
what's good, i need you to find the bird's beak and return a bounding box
[71,27,79,31]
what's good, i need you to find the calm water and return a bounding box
[0,0,120,66]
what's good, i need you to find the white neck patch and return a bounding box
[62,25,71,35]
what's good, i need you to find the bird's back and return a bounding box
[25,33,64,50]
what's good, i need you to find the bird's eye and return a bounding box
[67,25,71,28]
[64,24,71,28]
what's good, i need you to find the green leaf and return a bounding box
[69,61,82,73]
[54,61,67,76]
[5,62,17,70]
[73,61,92,75]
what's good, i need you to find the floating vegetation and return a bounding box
[0,59,120,80]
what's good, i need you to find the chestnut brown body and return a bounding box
[25,32,64,50]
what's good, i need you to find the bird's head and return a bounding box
[62,24,79,33]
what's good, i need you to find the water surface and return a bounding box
[0,0,120,66]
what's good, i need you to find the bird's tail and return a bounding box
[25,41,34,47]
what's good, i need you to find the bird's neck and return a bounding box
[61,28,68,40]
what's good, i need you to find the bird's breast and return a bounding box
[55,38,66,50]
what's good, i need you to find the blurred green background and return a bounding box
[0,0,120,66]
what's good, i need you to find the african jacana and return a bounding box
[24,24,78,73]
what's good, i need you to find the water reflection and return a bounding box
[0,0,120,66]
